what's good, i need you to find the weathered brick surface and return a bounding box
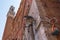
[36,0,60,40]
[2,0,60,40]
[2,0,32,40]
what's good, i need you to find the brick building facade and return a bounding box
[2,0,60,40]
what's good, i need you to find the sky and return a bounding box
[0,0,21,40]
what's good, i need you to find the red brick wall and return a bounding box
[2,0,33,40]
[2,17,14,40]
